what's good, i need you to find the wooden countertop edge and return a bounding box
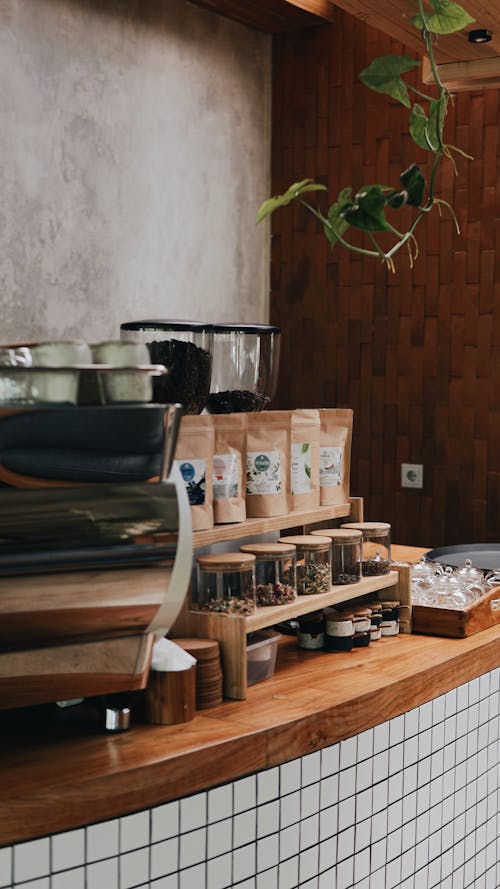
[2,622,500,846]
[1,546,497,845]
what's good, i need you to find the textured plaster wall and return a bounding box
[0,0,271,342]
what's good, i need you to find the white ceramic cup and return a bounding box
[29,341,90,403]
[91,340,153,402]
[30,341,92,367]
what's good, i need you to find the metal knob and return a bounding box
[104,704,131,733]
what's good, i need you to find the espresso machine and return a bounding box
[0,399,192,713]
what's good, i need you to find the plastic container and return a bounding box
[194,553,256,615]
[120,320,213,414]
[206,323,281,413]
[240,542,297,605]
[278,535,331,595]
[246,629,281,685]
[341,522,392,576]
[311,528,362,585]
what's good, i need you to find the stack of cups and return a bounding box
[174,638,224,709]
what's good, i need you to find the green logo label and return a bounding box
[254,454,271,472]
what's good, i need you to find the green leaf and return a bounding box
[359,54,421,108]
[342,185,391,232]
[324,188,352,248]
[256,179,327,223]
[400,164,426,207]
[409,101,441,152]
[427,100,442,149]
[301,443,310,454]
[386,189,408,209]
[410,0,474,35]
[409,104,431,150]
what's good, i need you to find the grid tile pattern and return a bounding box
[1,667,499,888]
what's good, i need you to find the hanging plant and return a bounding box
[257,0,474,270]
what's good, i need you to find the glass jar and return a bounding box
[352,606,372,647]
[379,600,400,635]
[311,528,362,585]
[453,559,484,600]
[206,323,281,413]
[341,522,392,576]
[240,542,297,606]
[297,611,325,650]
[323,608,354,652]
[194,553,256,615]
[120,320,213,414]
[278,535,331,595]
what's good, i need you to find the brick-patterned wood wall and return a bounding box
[270,9,500,548]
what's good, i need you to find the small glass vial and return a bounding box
[379,600,400,635]
[324,608,354,652]
[195,553,256,615]
[297,611,325,650]
[240,542,297,606]
[311,528,362,585]
[341,522,391,576]
[352,606,372,647]
[278,535,331,595]
[368,602,382,641]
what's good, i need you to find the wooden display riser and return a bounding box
[181,569,411,699]
[170,497,412,699]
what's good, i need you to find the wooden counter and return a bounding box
[2,545,500,847]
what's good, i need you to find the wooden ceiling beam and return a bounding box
[422,54,500,91]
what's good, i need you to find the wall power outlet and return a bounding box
[401,463,424,489]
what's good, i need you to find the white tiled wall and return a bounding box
[1,667,499,888]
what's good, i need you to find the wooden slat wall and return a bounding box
[270,11,500,547]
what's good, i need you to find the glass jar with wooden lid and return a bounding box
[278,534,331,595]
[341,522,391,576]
[194,552,256,614]
[311,528,362,585]
[240,542,297,606]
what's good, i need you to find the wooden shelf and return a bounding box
[171,496,412,699]
[231,571,399,632]
[187,570,407,699]
[192,500,360,547]
[188,0,335,32]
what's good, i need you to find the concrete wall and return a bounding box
[0,0,271,343]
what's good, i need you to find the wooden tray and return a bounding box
[412,585,500,638]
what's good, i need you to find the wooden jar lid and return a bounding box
[278,534,331,550]
[311,528,362,542]
[341,522,391,536]
[196,552,256,570]
[240,542,296,558]
[324,607,354,621]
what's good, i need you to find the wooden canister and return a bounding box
[146,665,196,725]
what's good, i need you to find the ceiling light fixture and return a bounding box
[468,28,493,44]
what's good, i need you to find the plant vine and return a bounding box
[257,0,475,270]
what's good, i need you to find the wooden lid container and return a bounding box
[278,534,331,551]
[196,552,256,571]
